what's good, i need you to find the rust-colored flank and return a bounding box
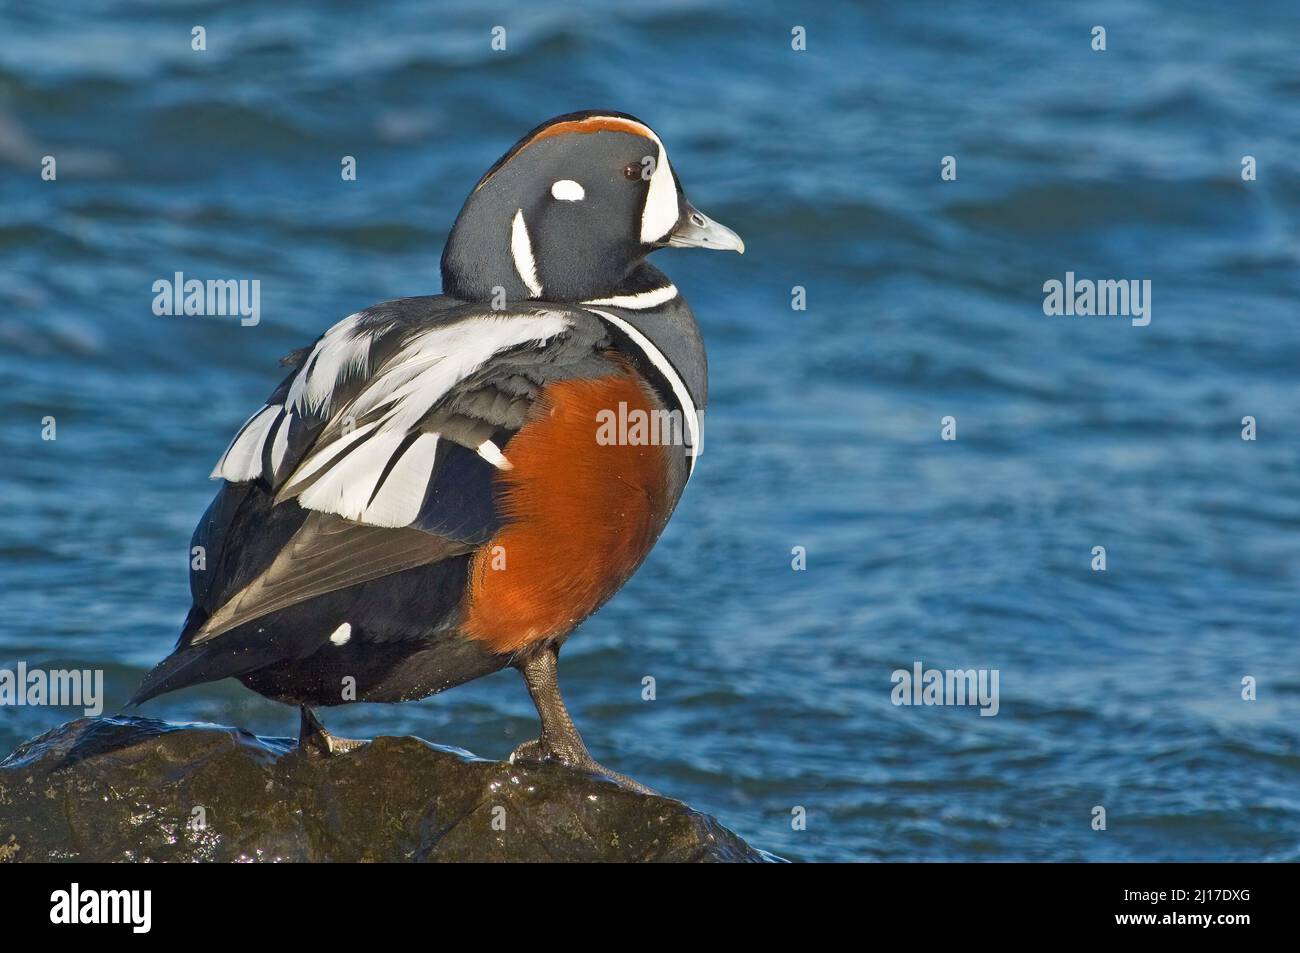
[460,366,672,654]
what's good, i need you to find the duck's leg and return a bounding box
[509,645,654,795]
[298,705,367,756]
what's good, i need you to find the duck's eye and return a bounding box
[623,161,643,181]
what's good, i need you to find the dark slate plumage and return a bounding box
[133,110,743,787]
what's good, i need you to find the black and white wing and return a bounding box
[188,301,600,645]
[209,297,609,533]
[131,297,616,702]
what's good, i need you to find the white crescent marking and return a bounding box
[584,284,678,310]
[511,208,543,298]
[584,307,700,475]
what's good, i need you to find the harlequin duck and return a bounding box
[131,110,743,793]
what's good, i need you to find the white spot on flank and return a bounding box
[329,622,352,646]
[551,179,585,201]
[476,439,512,470]
[511,208,543,298]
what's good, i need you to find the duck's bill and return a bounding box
[667,202,745,254]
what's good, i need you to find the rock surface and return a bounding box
[0,717,772,862]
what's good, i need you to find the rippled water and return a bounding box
[2,2,1299,862]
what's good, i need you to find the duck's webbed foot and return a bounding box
[509,646,656,796]
[298,705,368,757]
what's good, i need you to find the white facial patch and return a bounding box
[510,208,543,298]
[329,622,352,646]
[638,133,679,244]
[551,179,585,201]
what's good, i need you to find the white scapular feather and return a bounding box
[362,432,441,525]
[286,313,571,527]
[475,439,512,470]
[269,411,292,475]
[285,420,380,489]
[286,314,376,415]
[211,404,277,481]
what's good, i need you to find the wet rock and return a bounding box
[0,717,772,862]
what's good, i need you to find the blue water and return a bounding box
[3,1,1299,862]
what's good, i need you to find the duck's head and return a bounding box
[440,110,743,303]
